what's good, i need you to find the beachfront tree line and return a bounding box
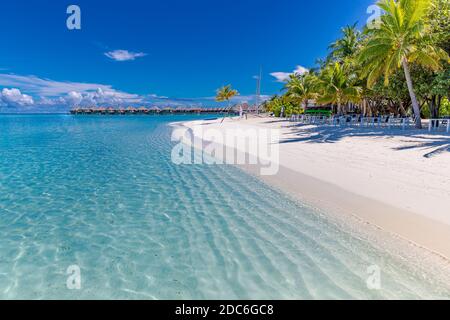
[265,0,450,129]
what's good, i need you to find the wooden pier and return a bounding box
[70,107,237,115]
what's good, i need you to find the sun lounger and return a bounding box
[429,119,450,133]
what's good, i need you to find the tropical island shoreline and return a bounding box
[179,116,450,261]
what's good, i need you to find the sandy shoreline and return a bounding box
[179,116,450,259]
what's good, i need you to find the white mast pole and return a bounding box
[255,66,262,114]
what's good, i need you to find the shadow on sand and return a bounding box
[278,123,450,158]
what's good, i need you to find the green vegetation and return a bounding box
[266,0,450,126]
[316,62,361,115]
[442,97,450,116]
[284,73,317,109]
[265,95,304,117]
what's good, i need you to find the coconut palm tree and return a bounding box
[329,23,361,62]
[284,73,318,110]
[358,0,449,128]
[216,85,239,107]
[317,62,361,114]
[216,85,239,123]
[265,94,297,117]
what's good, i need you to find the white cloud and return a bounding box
[59,88,145,107]
[198,94,270,106]
[0,74,118,96]
[104,50,147,62]
[0,88,34,107]
[0,72,270,111]
[148,94,169,99]
[293,65,309,75]
[65,91,83,106]
[0,73,143,108]
[270,65,309,82]
[270,72,292,83]
[230,94,270,104]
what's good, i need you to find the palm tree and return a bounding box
[216,85,239,107]
[215,84,239,122]
[317,62,361,114]
[329,23,361,62]
[265,94,296,117]
[284,73,317,110]
[359,0,449,128]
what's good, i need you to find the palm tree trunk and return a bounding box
[399,101,407,117]
[429,95,439,119]
[402,58,422,129]
[220,99,231,123]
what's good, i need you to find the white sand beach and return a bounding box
[182,116,450,259]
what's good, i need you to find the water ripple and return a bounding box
[0,115,449,299]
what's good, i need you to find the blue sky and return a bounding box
[0,0,375,111]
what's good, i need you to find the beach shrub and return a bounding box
[440,98,450,116]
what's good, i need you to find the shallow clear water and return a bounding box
[0,114,449,300]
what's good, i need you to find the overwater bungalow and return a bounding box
[174,106,187,113]
[138,107,149,114]
[92,107,106,115]
[148,106,161,114]
[127,106,137,114]
[70,106,238,115]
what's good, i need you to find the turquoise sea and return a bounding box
[0,114,449,299]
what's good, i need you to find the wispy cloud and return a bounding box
[148,94,169,99]
[104,50,147,62]
[0,73,117,96]
[270,65,309,82]
[0,72,269,112]
[199,94,271,105]
[231,94,271,103]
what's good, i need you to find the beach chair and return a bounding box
[429,119,450,133]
